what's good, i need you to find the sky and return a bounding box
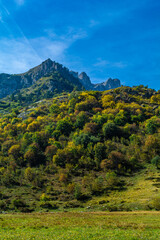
[0,0,160,89]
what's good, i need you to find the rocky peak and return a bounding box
[69,71,79,79]
[78,72,92,90]
[106,78,121,89]
[93,78,121,91]
[40,58,54,71]
[21,59,65,84]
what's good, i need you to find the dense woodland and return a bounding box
[1,85,160,212]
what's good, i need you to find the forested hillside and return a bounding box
[1,85,160,212]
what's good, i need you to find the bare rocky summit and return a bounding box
[70,70,120,91]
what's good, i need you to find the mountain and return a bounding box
[0,59,121,99]
[0,59,83,99]
[70,71,121,91]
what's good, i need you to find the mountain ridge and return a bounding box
[70,69,121,91]
[0,58,121,99]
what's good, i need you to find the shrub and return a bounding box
[94,142,106,168]
[50,104,60,114]
[40,193,50,202]
[67,183,75,194]
[103,122,120,139]
[63,200,83,209]
[2,140,15,156]
[75,112,88,129]
[91,176,104,195]
[83,122,99,135]
[27,121,40,132]
[151,155,160,169]
[106,171,118,188]
[106,151,127,173]
[151,197,160,210]
[8,144,21,160]
[102,95,114,108]
[59,173,68,183]
[39,201,59,209]
[24,167,34,181]
[45,145,58,161]
[145,119,158,134]
[74,184,82,200]
[56,118,73,136]
[74,133,99,148]
[24,143,45,167]
[11,198,27,211]
[0,200,7,210]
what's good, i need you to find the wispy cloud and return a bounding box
[31,28,88,63]
[0,0,88,73]
[0,38,42,73]
[0,27,88,74]
[94,58,127,69]
[31,37,69,61]
[94,59,109,67]
[112,62,127,68]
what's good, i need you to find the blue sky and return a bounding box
[0,0,160,89]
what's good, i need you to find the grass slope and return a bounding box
[1,165,160,212]
[87,165,160,211]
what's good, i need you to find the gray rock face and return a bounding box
[0,58,121,99]
[74,72,120,91]
[69,71,79,79]
[93,78,121,91]
[78,72,93,90]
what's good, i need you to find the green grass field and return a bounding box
[0,212,160,239]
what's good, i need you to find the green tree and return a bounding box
[24,143,45,167]
[94,142,106,168]
[103,122,120,139]
[49,104,60,114]
[145,119,158,134]
[56,118,73,136]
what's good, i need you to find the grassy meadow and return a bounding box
[0,211,160,239]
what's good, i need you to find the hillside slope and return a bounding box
[0,85,160,212]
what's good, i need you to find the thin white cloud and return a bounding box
[0,27,88,74]
[112,62,127,69]
[31,37,69,61]
[31,28,87,62]
[0,1,88,74]
[94,58,127,69]
[94,59,109,67]
[0,38,42,73]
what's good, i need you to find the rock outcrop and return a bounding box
[93,78,121,91]
[70,71,121,91]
